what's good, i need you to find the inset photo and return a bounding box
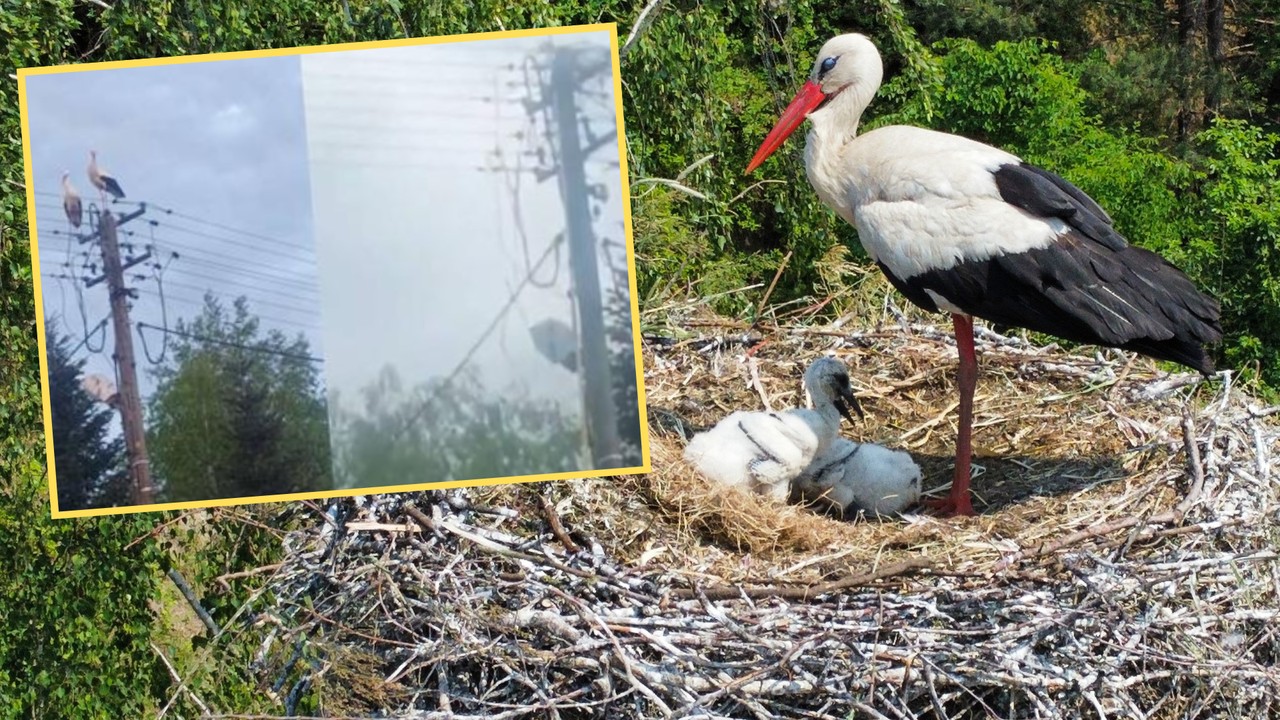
[20,23,648,517]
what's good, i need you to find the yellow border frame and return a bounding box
[19,23,651,519]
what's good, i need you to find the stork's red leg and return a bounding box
[927,313,978,517]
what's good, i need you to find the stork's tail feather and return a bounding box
[1123,336,1218,377]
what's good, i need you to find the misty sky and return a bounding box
[301,30,627,423]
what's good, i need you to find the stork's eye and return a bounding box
[819,56,838,76]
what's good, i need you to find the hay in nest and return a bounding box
[244,306,1280,719]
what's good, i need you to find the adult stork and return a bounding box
[87,149,125,205]
[745,33,1222,517]
[61,171,82,230]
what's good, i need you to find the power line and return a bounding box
[121,201,315,253]
[40,248,320,312]
[36,220,318,270]
[136,323,324,364]
[160,264,320,305]
[141,242,318,292]
[146,219,316,260]
[40,240,319,305]
[146,276,317,317]
[396,232,565,440]
[131,287,320,332]
[305,119,533,137]
[34,197,314,258]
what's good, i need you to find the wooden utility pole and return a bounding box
[550,49,623,469]
[93,208,155,503]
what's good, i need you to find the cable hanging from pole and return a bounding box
[138,223,177,365]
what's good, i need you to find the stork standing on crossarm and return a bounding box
[87,149,125,206]
[745,33,1222,517]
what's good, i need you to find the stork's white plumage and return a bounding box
[87,149,125,203]
[61,171,82,229]
[747,33,1221,517]
[684,356,862,502]
[529,318,578,372]
[80,373,119,407]
[792,438,922,518]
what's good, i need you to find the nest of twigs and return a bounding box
[248,300,1280,719]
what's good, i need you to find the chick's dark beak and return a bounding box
[832,381,864,422]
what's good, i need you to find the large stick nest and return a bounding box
[250,303,1280,719]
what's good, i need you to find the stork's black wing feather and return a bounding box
[886,233,1222,374]
[993,162,1123,251]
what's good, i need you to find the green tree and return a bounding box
[602,239,644,466]
[0,473,167,718]
[44,320,129,510]
[1188,118,1280,382]
[146,293,331,502]
[333,365,584,489]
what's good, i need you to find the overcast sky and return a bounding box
[24,28,632,475]
[24,54,322,441]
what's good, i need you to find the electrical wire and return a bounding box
[395,232,566,441]
[139,230,174,365]
[136,322,323,364]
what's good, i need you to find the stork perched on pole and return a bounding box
[745,33,1222,517]
[87,149,125,206]
[61,171,82,230]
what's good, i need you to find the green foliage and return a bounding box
[44,320,128,510]
[621,0,941,313]
[878,38,1195,265]
[879,39,1280,388]
[146,294,331,503]
[1187,119,1280,384]
[0,481,167,718]
[331,365,585,488]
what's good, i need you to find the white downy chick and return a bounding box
[684,356,862,502]
[793,438,922,517]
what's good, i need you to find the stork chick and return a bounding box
[684,356,862,502]
[792,439,921,518]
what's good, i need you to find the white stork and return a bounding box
[87,149,125,204]
[683,356,862,502]
[529,318,579,372]
[61,171,82,230]
[792,438,922,518]
[80,373,120,408]
[745,34,1222,517]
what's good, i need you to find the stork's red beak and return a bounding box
[745,80,826,174]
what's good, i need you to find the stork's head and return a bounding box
[802,355,863,423]
[746,33,884,173]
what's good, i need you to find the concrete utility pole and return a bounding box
[549,49,623,469]
[85,207,154,503]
